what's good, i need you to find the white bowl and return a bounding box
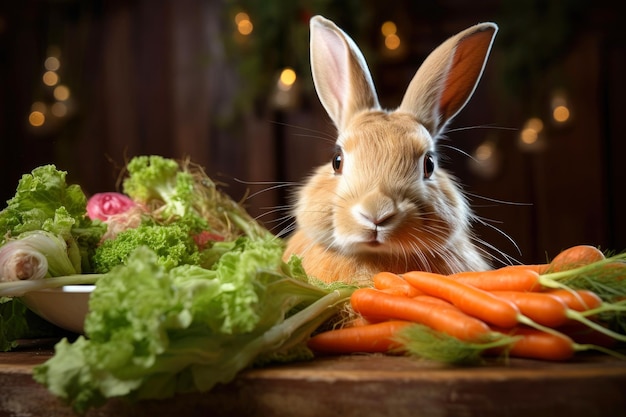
[21,285,94,334]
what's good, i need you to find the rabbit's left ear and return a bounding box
[310,15,380,131]
[399,23,498,138]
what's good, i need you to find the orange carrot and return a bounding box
[350,288,492,342]
[490,291,570,328]
[402,271,522,328]
[450,268,543,292]
[413,294,459,309]
[307,320,412,354]
[499,263,550,275]
[492,327,576,361]
[542,288,603,312]
[373,271,423,297]
[548,245,605,272]
[492,288,626,344]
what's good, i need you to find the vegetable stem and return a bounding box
[0,274,103,297]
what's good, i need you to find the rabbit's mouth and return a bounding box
[365,240,382,248]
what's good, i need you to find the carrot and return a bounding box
[499,263,550,275]
[373,271,423,297]
[413,294,460,309]
[542,288,603,312]
[490,291,570,328]
[307,320,412,354]
[402,271,522,328]
[489,289,626,342]
[450,268,543,292]
[548,245,605,272]
[350,288,492,342]
[493,327,576,361]
[379,287,412,296]
[493,326,626,361]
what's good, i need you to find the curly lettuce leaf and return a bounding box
[1,165,86,239]
[33,240,351,413]
[0,164,105,273]
[91,221,203,273]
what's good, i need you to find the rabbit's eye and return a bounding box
[423,152,435,179]
[332,150,343,174]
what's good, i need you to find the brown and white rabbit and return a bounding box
[283,15,498,284]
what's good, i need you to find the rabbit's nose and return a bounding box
[353,193,398,228]
[364,210,396,227]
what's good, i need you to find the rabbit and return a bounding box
[283,15,498,284]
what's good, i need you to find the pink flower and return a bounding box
[86,192,137,221]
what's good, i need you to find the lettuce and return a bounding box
[0,165,105,350]
[33,239,354,413]
[0,164,105,272]
[91,221,204,273]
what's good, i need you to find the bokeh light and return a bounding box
[235,12,253,35]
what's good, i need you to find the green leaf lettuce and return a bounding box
[33,239,353,413]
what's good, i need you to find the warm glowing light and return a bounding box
[475,142,494,161]
[552,105,570,123]
[381,21,397,36]
[43,71,59,86]
[29,111,45,127]
[234,12,249,24]
[278,67,296,90]
[53,85,70,101]
[44,56,60,71]
[384,34,401,50]
[51,102,67,117]
[525,117,544,133]
[520,128,538,145]
[550,90,572,124]
[235,12,253,35]
[519,117,544,145]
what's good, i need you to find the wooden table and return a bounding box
[1,346,626,417]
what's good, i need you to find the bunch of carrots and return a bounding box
[308,245,626,363]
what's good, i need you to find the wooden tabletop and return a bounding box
[1,345,626,417]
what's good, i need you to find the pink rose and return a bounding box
[87,192,137,221]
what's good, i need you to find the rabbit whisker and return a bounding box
[445,124,518,134]
[268,120,337,142]
[464,191,532,207]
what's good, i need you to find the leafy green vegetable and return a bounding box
[0,165,86,238]
[33,241,354,413]
[0,164,105,273]
[122,155,196,220]
[1,156,353,412]
[0,165,105,349]
[1,230,80,279]
[92,220,204,273]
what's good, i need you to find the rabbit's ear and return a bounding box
[399,23,497,138]
[310,16,380,131]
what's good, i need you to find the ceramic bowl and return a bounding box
[20,285,94,334]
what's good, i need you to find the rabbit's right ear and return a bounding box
[310,16,380,131]
[399,23,497,138]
